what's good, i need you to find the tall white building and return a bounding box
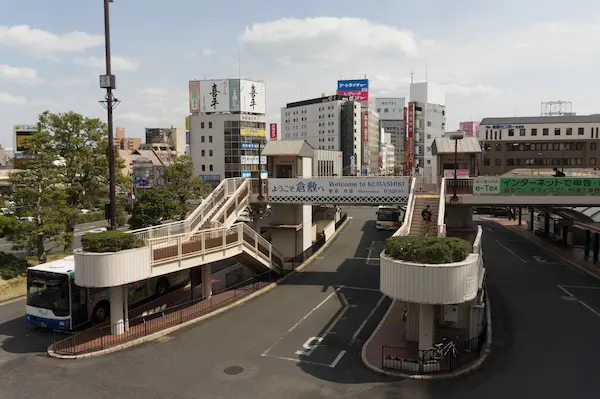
[408,82,446,183]
[281,94,361,175]
[361,103,380,175]
[381,131,395,175]
[188,79,267,184]
[376,97,405,172]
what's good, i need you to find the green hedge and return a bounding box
[81,230,144,253]
[77,211,105,224]
[0,251,30,280]
[385,236,471,265]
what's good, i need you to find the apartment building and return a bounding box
[376,97,405,170]
[477,115,600,175]
[115,127,141,151]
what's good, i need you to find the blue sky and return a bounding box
[1,0,600,147]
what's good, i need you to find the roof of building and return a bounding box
[118,148,173,167]
[432,136,481,154]
[262,140,315,158]
[480,114,600,125]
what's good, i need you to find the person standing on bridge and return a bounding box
[421,205,433,236]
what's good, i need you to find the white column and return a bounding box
[418,303,435,351]
[202,264,212,298]
[109,286,125,335]
[122,285,129,331]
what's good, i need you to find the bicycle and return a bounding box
[423,337,458,361]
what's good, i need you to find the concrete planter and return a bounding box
[74,246,151,288]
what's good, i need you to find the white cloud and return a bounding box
[202,48,215,56]
[0,25,103,58]
[73,55,140,72]
[0,92,27,105]
[0,64,41,84]
[136,87,169,96]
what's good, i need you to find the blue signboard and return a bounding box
[337,79,369,91]
[134,177,150,187]
[241,142,259,149]
[241,171,251,178]
[199,174,220,181]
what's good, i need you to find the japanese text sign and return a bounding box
[473,177,500,194]
[337,79,369,102]
[499,177,600,195]
[407,104,415,169]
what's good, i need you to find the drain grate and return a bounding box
[223,366,244,375]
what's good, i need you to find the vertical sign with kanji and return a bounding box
[407,103,415,169]
[403,106,407,175]
[269,123,277,140]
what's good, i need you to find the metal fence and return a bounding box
[381,323,488,374]
[51,270,279,356]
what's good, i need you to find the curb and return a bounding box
[48,215,352,359]
[360,286,493,380]
[0,294,26,307]
[486,218,600,280]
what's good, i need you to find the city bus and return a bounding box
[376,205,405,230]
[25,256,189,331]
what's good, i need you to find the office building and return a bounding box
[477,115,600,175]
[380,132,396,175]
[281,94,361,175]
[361,103,380,175]
[376,97,405,171]
[115,127,141,151]
[145,127,187,156]
[188,79,267,182]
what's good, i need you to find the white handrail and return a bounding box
[208,179,250,227]
[437,177,447,237]
[393,177,416,237]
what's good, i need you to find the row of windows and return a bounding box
[199,149,213,157]
[496,142,595,151]
[485,126,600,140]
[199,135,213,143]
[483,157,595,166]
[199,164,214,172]
[223,121,265,129]
[317,137,336,142]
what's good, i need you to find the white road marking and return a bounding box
[261,354,333,368]
[340,286,380,292]
[495,240,529,263]
[349,294,386,346]
[557,285,600,318]
[329,350,346,368]
[560,285,600,290]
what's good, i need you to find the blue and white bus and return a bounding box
[26,256,189,331]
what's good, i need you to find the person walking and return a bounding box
[421,205,433,236]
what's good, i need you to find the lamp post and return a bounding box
[449,132,464,205]
[99,0,120,230]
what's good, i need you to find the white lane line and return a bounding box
[494,240,529,263]
[340,286,380,292]
[559,285,600,290]
[261,354,332,368]
[557,285,600,318]
[261,287,341,357]
[329,350,346,368]
[348,294,386,346]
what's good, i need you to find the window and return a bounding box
[495,143,502,151]
[483,158,490,166]
[566,127,572,135]
[520,128,526,136]
[201,136,205,143]
[427,121,432,127]
[495,159,502,166]
[209,149,213,156]
[592,143,597,150]
[531,128,537,136]
[578,127,584,135]
[508,128,514,136]
[427,160,431,164]
[201,122,205,128]
[507,159,515,166]
[485,130,489,140]
[209,165,213,171]
[554,128,560,135]
[543,128,549,136]
[209,136,213,143]
[591,158,597,165]
[208,122,213,128]
[201,150,205,156]
[201,165,206,171]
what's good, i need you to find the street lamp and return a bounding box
[449,132,464,205]
[99,0,120,230]
[257,139,265,201]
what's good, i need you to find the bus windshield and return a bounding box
[27,270,70,317]
[377,208,400,222]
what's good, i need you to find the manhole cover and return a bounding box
[223,366,244,375]
[560,295,577,301]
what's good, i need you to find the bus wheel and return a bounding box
[92,302,110,323]
[156,278,169,296]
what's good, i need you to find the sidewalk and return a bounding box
[482,216,600,277]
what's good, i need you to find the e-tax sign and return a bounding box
[267,177,410,204]
[499,177,600,195]
[473,177,500,194]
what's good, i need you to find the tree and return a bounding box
[163,155,210,220]
[128,188,176,229]
[0,130,70,263]
[37,111,109,251]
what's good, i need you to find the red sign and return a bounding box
[269,123,277,140]
[444,169,470,178]
[363,114,369,142]
[403,107,407,175]
[407,103,415,169]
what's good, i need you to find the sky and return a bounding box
[1,0,600,147]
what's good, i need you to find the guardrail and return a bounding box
[437,177,447,237]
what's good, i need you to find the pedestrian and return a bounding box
[421,205,433,236]
[553,167,565,177]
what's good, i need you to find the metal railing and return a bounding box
[50,270,279,356]
[437,177,447,237]
[148,222,284,273]
[445,178,474,196]
[393,177,416,237]
[208,179,251,228]
[381,324,487,374]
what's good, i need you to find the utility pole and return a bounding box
[99,0,120,230]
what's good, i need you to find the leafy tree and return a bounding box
[0,130,70,263]
[128,188,176,229]
[163,155,210,220]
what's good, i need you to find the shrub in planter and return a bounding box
[385,236,470,264]
[81,230,144,253]
[76,211,105,224]
[0,251,29,280]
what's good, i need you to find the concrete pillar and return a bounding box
[123,285,129,331]
[562,225,568,246]
[418,304,435,351]
[544,212,550,237]
[202,264,212,298]
[529,208,534,232]
[584,230,591,259]
[594,233,599,264]
[405,302,420,342]
[109,286,125,335]
[518,208,522,226]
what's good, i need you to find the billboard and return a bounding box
[443,169,470,178]
[459,121,479,137]
[267,177,410,204]
[407,104,415,169]
[363,113,369,142]
[199,79,230,113]
[240,128,266,137]
[269,123,277,140]
[14,124,37,152]
[241,142,260,149]
[240,80,266,114]
[376,98,406,120]
[403,107,407,175]
[240,155,267,165]
[337,79,369,102]
[189,81,200,113]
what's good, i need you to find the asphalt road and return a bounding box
[1,210,600,398]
